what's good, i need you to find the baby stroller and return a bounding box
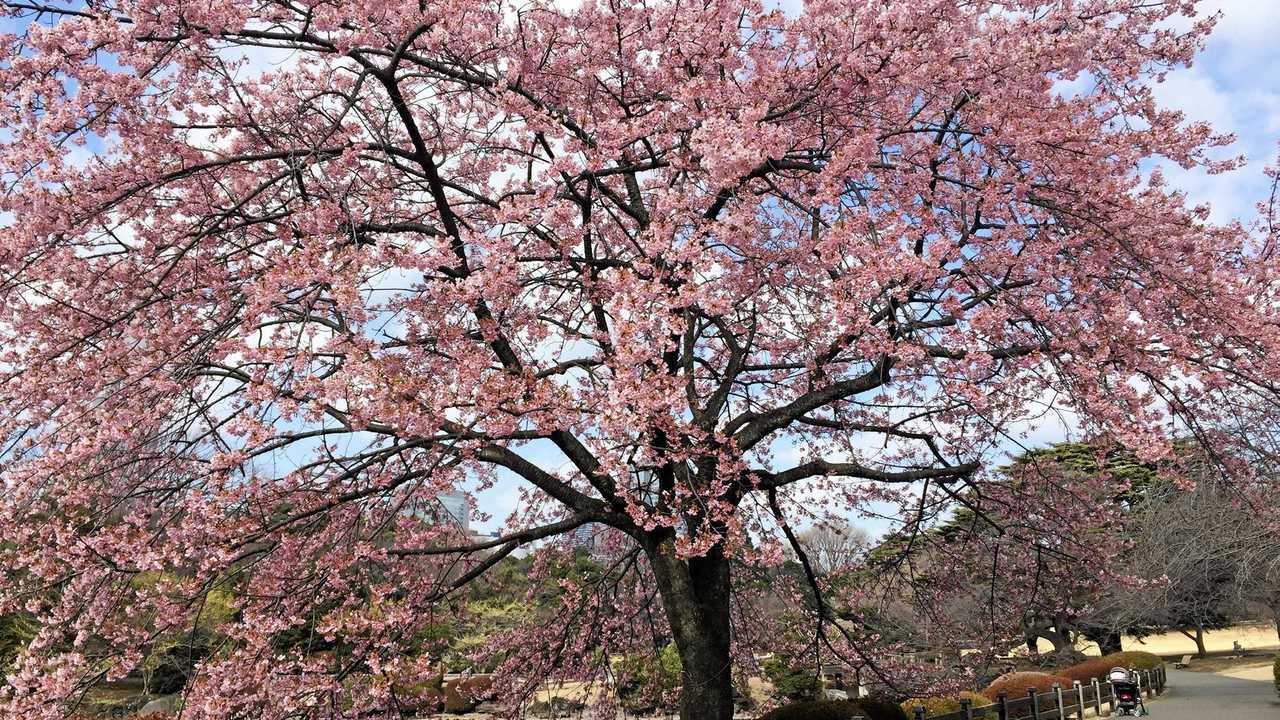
[1109,667,1148,716]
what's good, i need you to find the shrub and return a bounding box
[443,675,494,714]
[613,644,682,713]
[1059,657,1116,683]
[983,671,1074,698]
[527,697,587,717]
[0,613,37,672]
[900,692,994,717]
[1100,651,1162,671]
[761,654,822,701]
[1272,654,1279,696]
[759,697,909,720]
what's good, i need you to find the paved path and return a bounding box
[1157,669,1278,719]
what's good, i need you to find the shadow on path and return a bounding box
[1156,669,1278,720]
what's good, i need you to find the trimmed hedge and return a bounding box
[759,697,909,720]
[1060,657,1116,683]
[1100,651,1162,671]
[983,671,1074,698]
[901,691,994,717]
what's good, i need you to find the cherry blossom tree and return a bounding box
[2,0,1279,718]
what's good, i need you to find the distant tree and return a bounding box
[797,523,872,578]
[1123,480,1260,658]
[1003,443,1164,656]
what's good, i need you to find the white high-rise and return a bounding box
[435,491,470,532]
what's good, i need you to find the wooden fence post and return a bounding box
[1053,683,1065,719]
[997,691,1009,720]
[1106,679,1116,714]
[1090,678,1102,715]
[961,697,974,720]
[1029,687,1041,720]
[1073,681,1085,719]
[1145,671,1154,698]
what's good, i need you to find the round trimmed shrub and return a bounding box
[983,671,1074,698]
[1060,657,1115,683]
[900,691,994,717]
[758,697,909,720]
[1100,651,1162,671]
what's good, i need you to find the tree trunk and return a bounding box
[1180,626,1208,658]
[1084,628,1123,655]
[647,538,735,720]
[1045,626,1072,655]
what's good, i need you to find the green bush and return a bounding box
[759,697,909,720]
[613,643,682,712]
[761,654,822,701]
[0,613,37,672]
[1100,651,1162,671]
[900,691,994,717]
[1272,654,1279,696]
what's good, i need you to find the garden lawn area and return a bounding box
[1072,623,1280,658]
[1177,655,1276,683]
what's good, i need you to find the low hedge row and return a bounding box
[1058,650,1162,683]
[982,671,1074,698]
[758,697,909,720]
[900,691,993,717]
[1099,650,1162,671]
[770,650,1166,720]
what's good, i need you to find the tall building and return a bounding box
[571,522,598,549]
[435,491,470,533]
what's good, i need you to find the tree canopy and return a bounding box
[2,0,1280,718]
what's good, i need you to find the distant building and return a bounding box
[571,522,599,549]
[435,491,470,532]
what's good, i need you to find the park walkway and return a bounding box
[1157,668,1277,720]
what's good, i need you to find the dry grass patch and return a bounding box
[1180,654,1276,682]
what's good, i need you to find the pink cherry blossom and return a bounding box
[1,1,1278,718]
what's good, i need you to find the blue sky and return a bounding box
[1154,0,1280,224]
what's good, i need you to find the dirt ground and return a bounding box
[1177,655,1277,683]
[1074,622,1280,659]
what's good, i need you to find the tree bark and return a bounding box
[647,539,735,720]
[1044,624,1072,655]
[1025,633,1040,657]
[1180,626,1208,658]
[1084,628,1123,655]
